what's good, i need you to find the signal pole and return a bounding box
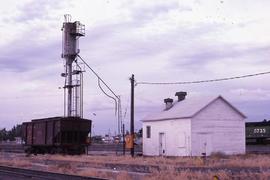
[130,74,135,157]
[122,124,125,155]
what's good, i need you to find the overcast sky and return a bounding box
[0,0,270,135]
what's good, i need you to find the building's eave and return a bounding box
[142,116,191,122]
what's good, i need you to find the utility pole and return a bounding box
[130,74,135,157]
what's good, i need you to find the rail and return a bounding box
[0,165,107,180]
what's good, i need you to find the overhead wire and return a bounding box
[77,55,119,99]
[98,78,118,116]
[77,55,119,114]
[77,55,122,134]
[135,71,270,86]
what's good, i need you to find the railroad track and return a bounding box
[0,152,269,179]
[0,144,143,155]
[0,144,24,153]
[0,165,107,180]
[1,144,270,155]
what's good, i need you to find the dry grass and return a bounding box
[78,168,134,180]
[36,154,205,167]
[145,170,270,180]
[0,159,31,168]
[0,153,270,179]
[145,170,229,180]
[37,153,270,168]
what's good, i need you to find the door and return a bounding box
[178,133,188,156]
[198,133,212,156]
[159,133,166,156]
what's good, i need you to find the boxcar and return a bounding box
[22,117,92,154]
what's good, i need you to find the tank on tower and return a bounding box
[62,15,85,58]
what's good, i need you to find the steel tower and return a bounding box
[61,14,85,117]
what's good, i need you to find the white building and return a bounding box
[142,92,246,156]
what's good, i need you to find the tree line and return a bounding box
[0,125,22,141]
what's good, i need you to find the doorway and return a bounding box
[159,132,166,156]
[198,133,212,156]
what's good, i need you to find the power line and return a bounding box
[135,71,270,86]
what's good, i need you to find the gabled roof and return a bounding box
[142,95,246,122]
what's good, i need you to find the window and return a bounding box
[146,126,151,138]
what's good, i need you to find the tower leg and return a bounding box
[67,59,73,117]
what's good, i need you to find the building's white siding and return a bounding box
[191,98,246,156]
[143,119,191,156]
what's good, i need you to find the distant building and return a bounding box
[102,134,114,144]
[142,92,246,156]
[14,137,22,144]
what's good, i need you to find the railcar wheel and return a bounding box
[49,147,56,154]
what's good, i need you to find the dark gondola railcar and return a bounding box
[22,116,91,154]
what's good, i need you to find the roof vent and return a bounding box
[164,98,173,110]
[175,92,187,102]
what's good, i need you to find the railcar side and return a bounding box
[22,117,91,154]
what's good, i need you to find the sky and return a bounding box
[0,0,270,135]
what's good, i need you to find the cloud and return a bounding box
[129,0,191,23]
[229,88,270,102]
[234,100,270,121]
[0,0,270,133]
[170,44,270,69]
[14,0,68,22]
[0,40,60,72]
